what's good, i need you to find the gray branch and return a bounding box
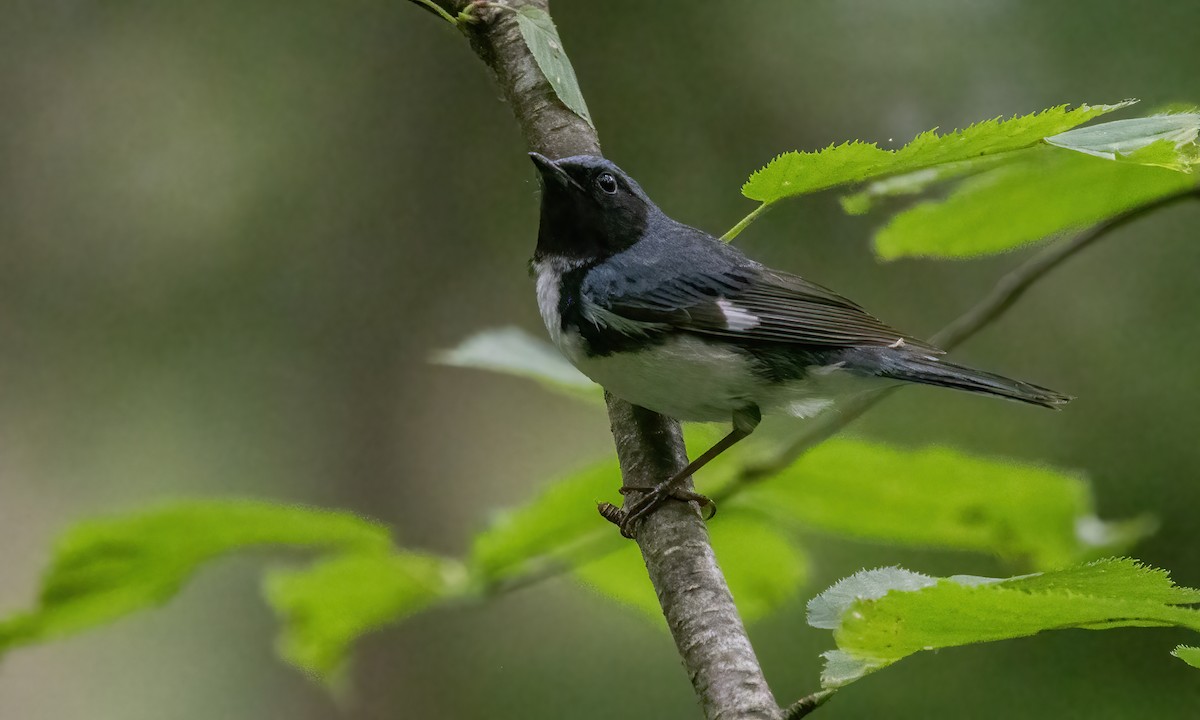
[607,399,782,719]
[427,1,782,717]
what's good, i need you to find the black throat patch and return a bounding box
[534,183,650,264]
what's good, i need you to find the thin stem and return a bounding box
[406,0,461,26]
[722,201,772,241]
[783,689,837,720]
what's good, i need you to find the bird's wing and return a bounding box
[592,266,942,352]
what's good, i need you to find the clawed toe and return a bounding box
[669,488,716,519]
[601,486,717,539]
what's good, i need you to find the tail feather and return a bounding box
[880,355,1072,409]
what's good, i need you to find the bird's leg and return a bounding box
[608,406,761,539]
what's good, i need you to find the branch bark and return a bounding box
[430,1,782,717]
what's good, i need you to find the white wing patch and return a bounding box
[716,298,760,331]
[584,302,662,336]
[808,361,846,376]
[786,397,834,418]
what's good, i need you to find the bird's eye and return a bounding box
[596,172,618,195]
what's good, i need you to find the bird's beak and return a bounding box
[529,152,580,189]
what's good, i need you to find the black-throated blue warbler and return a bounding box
[530,153,1070,538]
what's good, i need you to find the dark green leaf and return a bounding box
[514,6,594,129]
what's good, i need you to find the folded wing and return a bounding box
[589,264,941,353]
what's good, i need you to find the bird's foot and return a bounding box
[599,484,715,539]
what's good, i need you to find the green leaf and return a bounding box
[1173,645,1200,670]
[468,425,762,588]
[839,156,1009,215]
[744,141,894,202]
[266,552,465,680]
[810,558,1200,688]
[0,501,393,654]
[736,439,1151,570]
[1120,138,1200,170]
[573,513,809,623]
[1045,113,1200,170]
[434,327,600,403]
[873,148,1196,259]
[807,566,939,630]
[514,6,594,129]
[567,543,657,618]
[469,460,624,587]
[742,102,1132,203]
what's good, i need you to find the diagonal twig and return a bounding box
[783,689,837,719]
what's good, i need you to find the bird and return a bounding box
[528,152,1071,538]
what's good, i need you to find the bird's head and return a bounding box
[530,153,657,263]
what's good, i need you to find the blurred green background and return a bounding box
[3,1,1199,718]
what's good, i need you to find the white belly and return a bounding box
[575,335,759,422]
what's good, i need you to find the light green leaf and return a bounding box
[514,6,594,129]
[569,543,657,618]
[469,461,624,586]
[0,501,392,654]
[839,155,1009,215]
[744,141,894,202]
[266,552,466,680]
[468,425,763,587]
[434,327,599,403]
[1046,113,1200,169]
[574,513,809,623]
[1173,645,1200,670]
[874,148,1196,259]
[807,566,937,630]
[1120,138,1200,170]
[811,558,1200,688]
[736,439,1152,570]
[743,102,1132,203]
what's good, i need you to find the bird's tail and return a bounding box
[880,355,1072,409]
